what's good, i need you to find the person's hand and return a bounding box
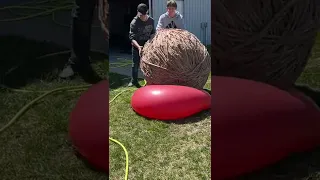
[138,46,143,57]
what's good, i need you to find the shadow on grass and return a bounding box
[0,35,106,88]
[109,72,131,89]
[237,147,320,180]
[109,72,212,124]
[163,110,210,124]
[294,84,320,107]
[72,147,109,178]
[132,109,210,124]
[109,72,213,95]
[60,138,108,178]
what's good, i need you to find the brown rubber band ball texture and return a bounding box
[212,0,320,90]
[140,29,211,89]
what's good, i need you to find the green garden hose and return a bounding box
[0,60,146,180]
[0,84,132,180]
[0,1,149,179]
[0,85,90,133]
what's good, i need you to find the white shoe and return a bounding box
[59,64,74,78]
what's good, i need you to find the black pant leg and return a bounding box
[131,47,140,81]
[69,0,98,67]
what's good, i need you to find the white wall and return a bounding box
[151,0,211,45]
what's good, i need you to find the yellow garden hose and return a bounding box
[0,85,90,133]
[0,83,135,180]
[109,137,129,180]
[0,1,150,179]
[0,71,146,180]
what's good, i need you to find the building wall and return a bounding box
[151,0,211,45]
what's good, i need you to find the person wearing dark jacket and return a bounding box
[128,3,155,87]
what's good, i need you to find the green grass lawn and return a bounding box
[109,45,211,179]
[0,36,211,180]
[0,36,108,180]
[109,74,211,180]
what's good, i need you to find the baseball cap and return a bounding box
[137,3,148,15]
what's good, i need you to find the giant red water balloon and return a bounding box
[211,76,320,180]
[69,80,109,173]
[131,85,211,120]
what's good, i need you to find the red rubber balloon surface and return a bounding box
[69,80,109,173]
[131,85,211,120]
[211,76,320,180]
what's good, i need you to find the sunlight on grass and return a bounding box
[109,76,211,180]
[296,34,320,88]
[0,35,108,180]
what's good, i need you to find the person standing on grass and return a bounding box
[128,3,155,87]
[59,0,109,84]
[156,0,184,31]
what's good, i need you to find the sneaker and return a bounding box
[127,81,134,87]
[77,65,103,84]
[59,64,74,78]
[59,57,92,79]
[59,61,102,84]
[128,81,141,88]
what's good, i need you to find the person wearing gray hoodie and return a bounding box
[156,0,184,30]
